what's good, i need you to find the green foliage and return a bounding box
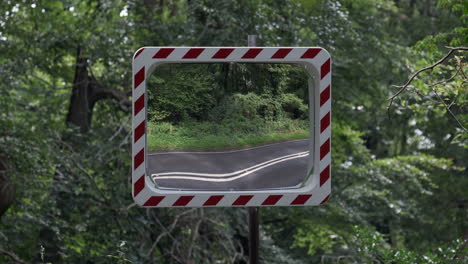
[351,226,468,264]
[148,64,218,122]
[106,241,133,264]
[0,0,466,263]
[147,119,309,151]
[280,93,309,119]
[223,93,267,120]
[147,63,309,123]
[208,92,303,122]
[293,224,344,256]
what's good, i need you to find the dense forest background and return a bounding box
[0,0,467,263]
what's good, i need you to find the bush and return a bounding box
[351,226,468,264]
[279,93,309,119]
[208,93,289,122]
[229,93,263,120]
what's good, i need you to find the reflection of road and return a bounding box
[147,139,310,190]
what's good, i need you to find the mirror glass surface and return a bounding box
[146,63,314,191]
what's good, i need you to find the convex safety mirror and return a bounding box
[132,47,331,207]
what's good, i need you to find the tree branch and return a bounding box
[185,209,203,262]
[388,47,467,105]
[87,63,131,113]
[430,86,468,133]
[428,61,463,87]
[388,46,467,132]
[0,248,28,264]
[90,78,131,112]
[147,208,197,257]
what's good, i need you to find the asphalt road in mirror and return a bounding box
[147,139,310,191]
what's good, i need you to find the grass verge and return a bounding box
[147,118,309,151]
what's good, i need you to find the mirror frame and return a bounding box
[132,47,331,207]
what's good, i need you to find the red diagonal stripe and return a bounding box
[271,48,292,59]
[144,196,165,206]
[183,48,204,59]
[134,67,145,88]
[134,175,145,197]
[212,48,234,59]
[320,165,330,186]
[320,195,330,205]
[301,48,321,59]
[262,195,283,205]
[290,194,312,205]
[153,48,175,58]
[321,58,331,79]
[134,48,144,59]
[320,85,331,106]
[232,195,253,206]
[173,196,194,206]
[134,120,145,143]
[320,138,330,160]
[134,148,144,170]
[242,48,263,59]
[134,94,145,116]
[203,195,224,206]
[320,112,330,133]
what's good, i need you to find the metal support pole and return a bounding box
[247,34,259,264]
[248,207,259,264]
[248,35,257,47]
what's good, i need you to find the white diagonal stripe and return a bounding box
[320,101,331,119]
[320,75,331,93]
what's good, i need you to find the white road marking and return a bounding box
[151,151,309,182]
[153,151,309,177]
[147,138,309,155]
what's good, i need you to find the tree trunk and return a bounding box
[0,156,15,219]
[66,47,93,132]
[66,47,130,133]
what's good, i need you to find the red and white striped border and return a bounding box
[132,47,331,207]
